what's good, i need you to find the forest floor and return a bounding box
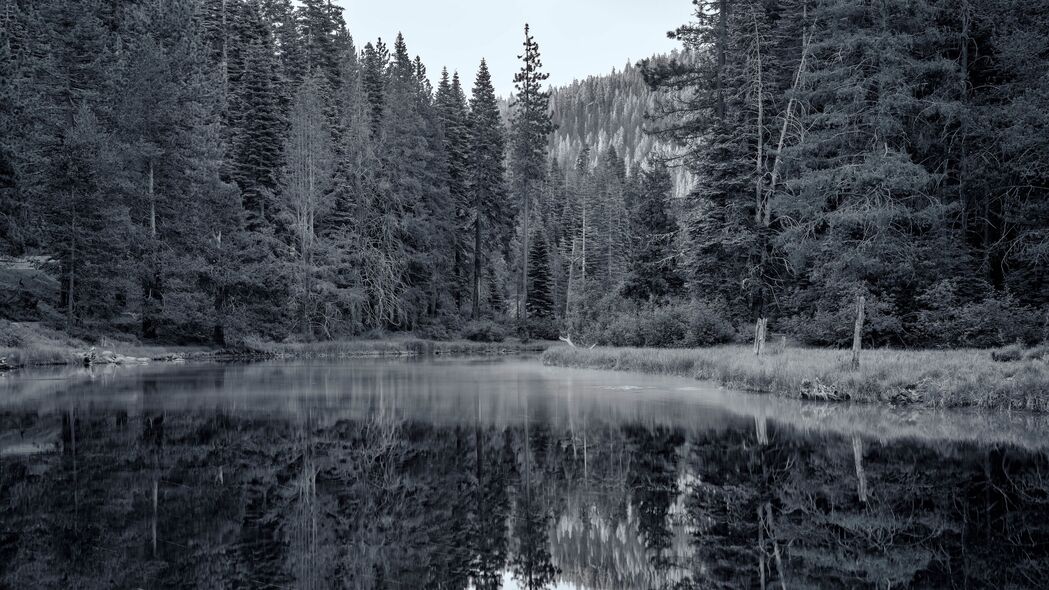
[542,344,1049,412]
[0,320,551,370]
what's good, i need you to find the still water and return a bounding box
[1,357,1048,589]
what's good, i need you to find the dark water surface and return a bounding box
[1,357,1048,589]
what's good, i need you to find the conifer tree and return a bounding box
[282,71,335,338]
[435,68,472,312]
[298,0,344,86]
[623,161,683,302]
[466,59,509,319]
[526,231,554,320]
[509,24,555,321]
[229,1,285,228]
[360,40,387,139]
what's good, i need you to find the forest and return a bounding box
[1,0,1047,349]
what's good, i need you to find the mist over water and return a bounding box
[2,358,1048,588]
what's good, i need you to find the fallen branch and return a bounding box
[559,333,596,349]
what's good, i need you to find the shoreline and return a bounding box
[541,344,1049,413]
[0,329,553,372]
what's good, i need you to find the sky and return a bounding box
[332,0,691,95]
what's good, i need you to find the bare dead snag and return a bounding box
[853,436,869,503]
[754,317,768,357]
[851,295,865,370]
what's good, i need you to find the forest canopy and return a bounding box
[0,0,1046,348]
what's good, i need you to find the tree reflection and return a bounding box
[1,409,1048,589]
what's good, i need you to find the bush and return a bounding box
[783,291,902,347]
[461,319,507,343]
[582,300,735,348]
[992,343,1024,362]
[526,316,560,341]
[685,300,737,346]
[915,281,1044,348]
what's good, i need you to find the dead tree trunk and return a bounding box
[754,317,768,357]
[851,295,865,370]
[853,436,869,503]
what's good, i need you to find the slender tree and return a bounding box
[509,24,555,322]
[466,59,509,319]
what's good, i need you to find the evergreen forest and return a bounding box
[1,0,1047,349]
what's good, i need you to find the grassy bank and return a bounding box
[542,345,1049,412]
[0,320,551,370]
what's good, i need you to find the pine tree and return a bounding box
[623,160,683,302]
[229,1,284,228]
[298,0,343,86]
[643,0,769,320]
[282,71,335,338]
[24,0,133,326]
[360,40,387,139]
[466,59,509,319]
[435,68,471,312]
[509,24,555,321]
[526,231,554,320]
[777,0,958,343]
[379,34,452,328]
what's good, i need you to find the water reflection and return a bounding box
[1,359,1048,588]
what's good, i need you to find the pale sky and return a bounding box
[333,0,691,95]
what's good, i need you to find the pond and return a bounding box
[1,357,1048,589]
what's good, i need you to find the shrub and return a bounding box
[784,291,902,347]
[915,281,1044,348]
[992,343,1024,363]
[461,319,507,343]
[638,305,690,347]
[685,300,737,346]
[526,316,560,341]
[581,300,735,348]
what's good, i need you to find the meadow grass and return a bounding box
[542,344,1049,412]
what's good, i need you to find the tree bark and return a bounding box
[852,436,869,503]
[851,295,865,370]
[754,317,767,357]
[473,209,482,320]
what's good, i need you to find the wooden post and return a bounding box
[850,295,865,370]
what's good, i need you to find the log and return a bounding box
[559,333,596,350]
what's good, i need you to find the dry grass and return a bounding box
[0,321,84,367]
[542,345,1049,412]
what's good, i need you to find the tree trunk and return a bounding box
[851,295,865,370]
[473,208,482,320]
[520,192,530,323]
[852,436,869,503]
[754,317,767,357]
[66,214,77,327]
[143,161,160,340]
